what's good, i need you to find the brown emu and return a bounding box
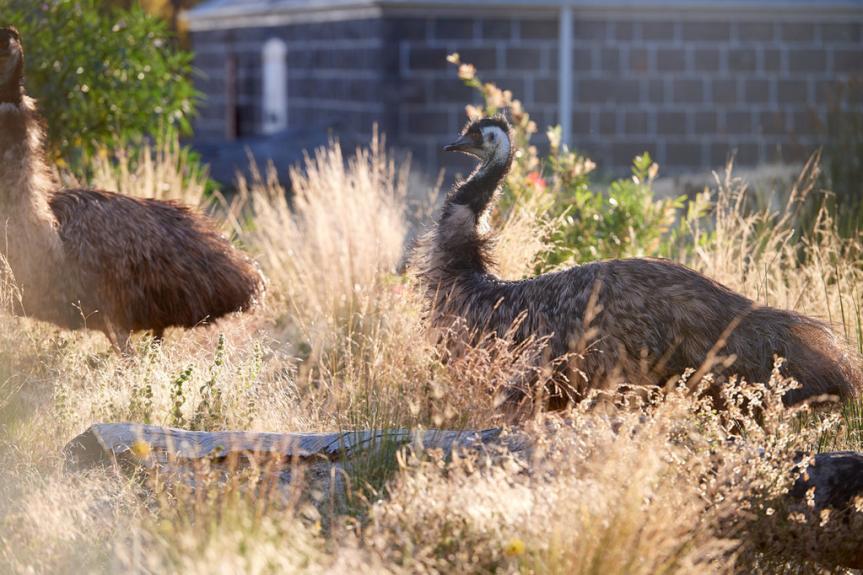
[0,27,263,347]
[415,115,862,407]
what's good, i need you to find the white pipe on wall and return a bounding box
[558,5,573,147]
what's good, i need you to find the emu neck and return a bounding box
[436,146,512,277]
[0,84,21,106]
[448,149,510,217]
[0,96,61,256]
[0,81,22,107]
[0,75,66,317]
[0,98,46,204]
[0,60,24,106]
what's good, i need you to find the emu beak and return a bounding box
[443,134,477,153]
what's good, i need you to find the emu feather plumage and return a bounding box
[0,27,263,347]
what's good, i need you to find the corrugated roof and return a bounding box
[187,0,371,19]
[184,0,863,30]
[186,0,863,18]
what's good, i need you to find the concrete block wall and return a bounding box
[386,14,562,171]
[188,7,863,179]
[191,19,386,142]
[391,12,863,174]
[563,17,863,171]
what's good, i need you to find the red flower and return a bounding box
[526,171,547,190]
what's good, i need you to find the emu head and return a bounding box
[444,116,513,163]
[0,27,23,104]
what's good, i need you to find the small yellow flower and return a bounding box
[54,157,68,169]
[446,52,461,64]
[546,126,561,150]
[465,104,482,121]
[503,538,525,558]
[130,440,152,459]
[457,63,476,81]
[485,85,505,109]
[97,147,109,160]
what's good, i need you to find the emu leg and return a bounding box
[102,324,133,355]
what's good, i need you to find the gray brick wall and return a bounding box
[561,18,863,170]
[387,15,560,171]
[191,19,386,142]
[189,10,863,179]
[384,12,862,175]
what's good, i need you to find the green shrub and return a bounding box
[548,147,685,264]
[1,0,197,164]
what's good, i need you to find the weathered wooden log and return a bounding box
[63,423,521,471]
[784,451,863,568]
[790,451,863,512]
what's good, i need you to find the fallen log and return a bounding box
[63,422,523,471]
[790,451,863,512]
[784,451,863,568]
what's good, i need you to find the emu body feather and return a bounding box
[0,27,263,346]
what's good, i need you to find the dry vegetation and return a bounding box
[0,130,862,574]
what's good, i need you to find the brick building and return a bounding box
[184,0,863,181]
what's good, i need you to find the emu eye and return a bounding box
[488,132,495,142]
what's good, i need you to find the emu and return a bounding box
[415,115,862,407]
[0,27,263,348]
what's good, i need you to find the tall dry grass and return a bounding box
[0,132,860,573]
[690,157,862,354]
[366,375,833,573]
[237,132,409,352]
[59,133,211,208]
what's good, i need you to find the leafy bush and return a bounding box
[549,147,684,264]
[448,54,709,269]
[1,0,197,164]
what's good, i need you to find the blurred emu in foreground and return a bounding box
[415,116,862,407]
[0,27,263,348]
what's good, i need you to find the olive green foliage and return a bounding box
[548,147,686,264]
[1,0,197,163]
[449,54,713,270]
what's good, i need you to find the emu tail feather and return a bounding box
[781,317,863,406]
